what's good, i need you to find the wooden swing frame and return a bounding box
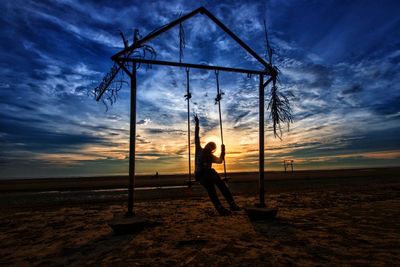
[101,7,277,216]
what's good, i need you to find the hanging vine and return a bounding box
[179,12,186,63]
[263,19,293,139]
[268,80,293,139]
[91,29,157,110]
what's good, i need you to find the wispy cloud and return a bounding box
[0,0,399,178]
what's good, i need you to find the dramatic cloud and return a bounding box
[0,0,399,178]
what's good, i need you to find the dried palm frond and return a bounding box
[132,29,157,70]
[267,81,293,139]
[91,28,157,110]
[102,72,128,111]
[90,63,128,111]
[91,63,119,99]
[262,18,293,139]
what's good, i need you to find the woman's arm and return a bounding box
[212,144,225,164]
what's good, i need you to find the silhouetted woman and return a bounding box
[194,115,240,215]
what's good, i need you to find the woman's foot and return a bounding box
[216,206,232,216]
[229,202,241,211]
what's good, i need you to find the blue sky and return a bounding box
[0,0,399,178]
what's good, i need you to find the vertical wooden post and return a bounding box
[245,75,278,218]
[127,63,137,216]
[259,74,266,208]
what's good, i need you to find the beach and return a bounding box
[0,168,399,266]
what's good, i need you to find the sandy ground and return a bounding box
[1,179,399,266]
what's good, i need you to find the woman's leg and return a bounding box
[212,170,234,203]
[199,170,231,215]
[200,178,222,209]
[212,169,240,211]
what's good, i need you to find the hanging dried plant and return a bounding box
[102,71,128,111]
[131,29,157,70]
[263,18,293,139]
[91,29,157,110]
[90,63,128,111]
[267,80,293,139]
[179,13,186,63]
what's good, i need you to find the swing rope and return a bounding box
[184,67,192,188]
[214,70,228,181]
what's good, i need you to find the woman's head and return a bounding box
[204,142,216,153]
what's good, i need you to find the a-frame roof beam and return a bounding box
[111,7,205,60]
[201,8,270,70]
[111,7,271,71]
[116,57,267,75]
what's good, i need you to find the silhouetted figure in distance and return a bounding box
[194,115,240,216]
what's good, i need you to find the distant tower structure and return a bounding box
[283,160,294,172]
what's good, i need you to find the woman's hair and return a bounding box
[205,142,216,153]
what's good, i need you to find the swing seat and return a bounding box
[185,176,231,186]
[185,179,199,186]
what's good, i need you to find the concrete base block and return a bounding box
[108,214,148,234]
[244,207,278,220]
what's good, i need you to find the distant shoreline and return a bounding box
[0,167,398,193]
[2,166,398,181]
